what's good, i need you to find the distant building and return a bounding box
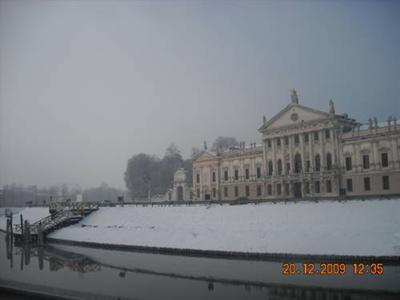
[1,185,39,206]
[148,168,192,202]
[167,168,192,201]
[193,90,400,200]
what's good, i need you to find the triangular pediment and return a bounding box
[192,151,218,162]
[259,104,330,132]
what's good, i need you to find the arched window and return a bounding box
[315,154,321,172]
[294,153,302,173]
[268,161,273,176]
[326,153,332,170]
[277,159,282,175]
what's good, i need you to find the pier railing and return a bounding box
[8,202,99,244]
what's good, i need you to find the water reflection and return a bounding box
[5,235,100,273]
[2,234,400,300]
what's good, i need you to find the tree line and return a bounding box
[0,137,240,206]
[124,137,239,200]
[0,182,125,207]
[124,144,192,200]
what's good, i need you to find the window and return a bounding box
[256,167,261,178]
[294,134,299,144]
[364,177,371,191]
[286,163,290,174]
[235,169,239,180]
[196,173,200,183]
[277,159,282,175]
[257,185,262,196]
[347,178,353,192]
[285,183,290,195]
[267,184,272,196]
[306,160,310,172]
[234,186,239,197]
[315,181,320,193]
[277,184,282,196]
[304,133,309,143]
[212,172,216,182]
[268,161,273,176]
[345,157,352,171]
[315,155,321,172]
[245,168,249,180]
[224,187,228,197]
[305,182,310,194]
[276,138,281,147]
[314,132,319,142]
[326,180,332,193]
[284,136,289,146]
[326,153,332,170]
[383,176,390,190]
[294,153,302,173]
[325,129,330,139]
[212,188,216,198]
[267,139,271,148]
[197,189,200,198]
[245,185,250,197]
[381,153,388,167]
[363,155,370,169]
[224,170,228,181]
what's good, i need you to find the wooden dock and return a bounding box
[6,202,98,244]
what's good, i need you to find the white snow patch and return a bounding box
[47,199,400,256]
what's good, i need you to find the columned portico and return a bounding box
[257,90,360,199]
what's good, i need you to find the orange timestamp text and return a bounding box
[282,262,384,276]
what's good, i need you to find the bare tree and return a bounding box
[124,144,185,200]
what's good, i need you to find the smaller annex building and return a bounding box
[165,168,192,201]
[192,90,400,201]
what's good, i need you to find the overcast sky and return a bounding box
[0,0,399,189]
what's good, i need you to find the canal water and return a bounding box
[0,233,399,300]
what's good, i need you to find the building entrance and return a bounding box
[177,186,183,201]
[294,182,302,198]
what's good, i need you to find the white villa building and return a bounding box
[193,90,400,201]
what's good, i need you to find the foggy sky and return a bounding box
[1,0,399,189]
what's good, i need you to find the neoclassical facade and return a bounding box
[192,91,400,201]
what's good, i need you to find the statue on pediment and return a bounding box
[373,117,378,128]
[329,99,335,115]
[291,89,299,104]
[368,118,373,130]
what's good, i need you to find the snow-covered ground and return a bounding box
[1,200,400,256]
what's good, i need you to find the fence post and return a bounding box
[24,220,31,244]
[20,214,24,237]
[6,218,10,235]
[10,215,13,236]
[38,222,44,246]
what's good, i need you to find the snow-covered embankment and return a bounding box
[1,200,400,256]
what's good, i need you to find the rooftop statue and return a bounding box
[290,89,299,104]
[329,99,335,115]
